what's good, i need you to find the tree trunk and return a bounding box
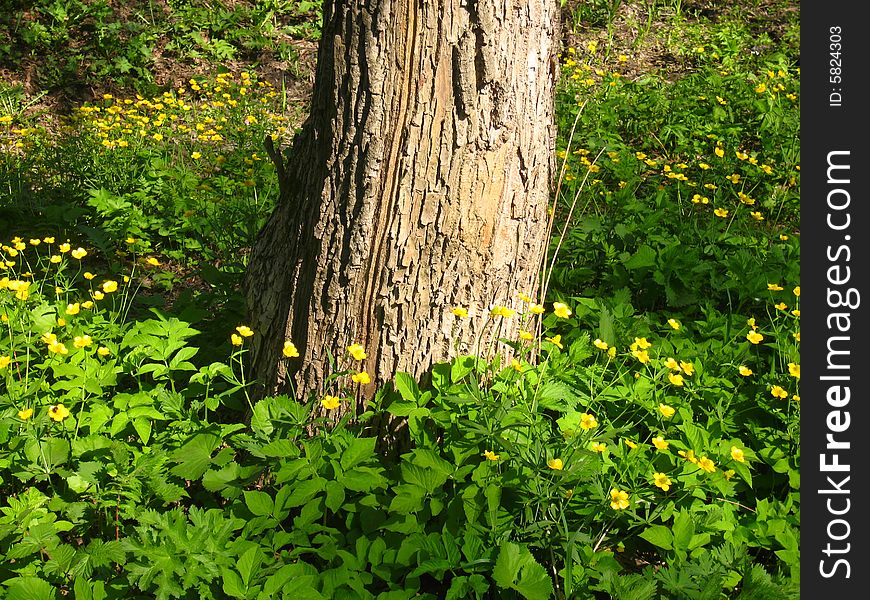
[245,0,559,421]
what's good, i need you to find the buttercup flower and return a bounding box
[593,338,608,350]
[65,303,80,315]
[490,305,515,318]
[771,385,789,399]
[451,307,469,318]
[668,373,685,387]
[18,408,33,420]
[529,303,545,314]
[664,357,680,370]
[738,365,753,376]
[553,302,572,318]
[97,346,111,357]
[653,472,672,491]
[652,436,669,450]
[282,341,300,358]
[236,325,254,337]
[746,331,764,344]
[547,458,564,470]
[146,257,160,266]
[0,355,10,369]
[518,330,534,341]
[483,450,500,461]
[321,395,341,410]
[632,350,650,364]
[667,318,680,330]
[579,412,598,430]
[609,488,629,510]
[49,404,70,422]
[71,247,87,259]
[730,446,745,463]
[591,442,607,453]
[658,404,675,418]
[624,439,638,449]
[679,361,694,376]
[698,456,716,473]
[231,334,243,346]
[546,335,563,350]
[73,335,92,349]
[767,283,784,291]
[788,362,800,379]
[347,344,367,360]
[102,280,118,293]
[351,371,371,384]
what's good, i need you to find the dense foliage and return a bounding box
[1,1,799,598]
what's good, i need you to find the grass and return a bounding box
[0,1,799,598]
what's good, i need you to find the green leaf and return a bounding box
[237,546,264,587]
[394,372,421,403]
[221,567,246,599]
[672,510,695,551]
[324,479,346,513]
[624,244,657,270]
[340,437,376,471]
[639,524,673,550]
[244,491,274,517]
[132,417,152,445]
[492,542,553,600]
[170,433,220,480]
[4,577,58,600]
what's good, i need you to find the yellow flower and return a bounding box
[746,331,764,344]
[84,272,95,280]
[771,385,789,399]
[791,309,800,317]
[321,395,341,410]
[71,247,87,259]
[652,436,669,450]
[347,344,367,360]
[73,335,92,349]
[49,404,71,422]
[755,83,767,93]
[236,325,254,337]
[511,358,523,372]
[579,412,598,430]
[451,307,469,318]
[668,373,685,387]
[65,303,80,315]
[97,346,111,357]
[546,335,563,350]
[0,355,10,369]
[18,408,33,420]
[658,404,675,418]
[679,449,698,463]
[483,450,500,461]
[50,255,62,264]
[607,347,616,359]
[489,305,516,318]
[653,472,672,491]
[698,456,716,473]
[788,362,800,379]
[553,302,572,318]
[591,442,607,453]
[92,291,105,301]
[547,458,564,471]
[664,357,680,370]
[191,151,202,160]
[738,365,753,376]
[767,283,784,291]
[667,318,680,330]
[679,361,694,376]
[146,257,160,266]
[625,439,638,449]
[730,446,745,463]
[593,338,608,350]
[125,237,136,244]
[713,208,729,218]
[792,394,800,403]
[518,330,534,341]
[351,371,371,384]
[747,317,757,329]
[43,236,55,243]
[57,318,66,327]
[59,243,71,253]
[793,286,800,297]
[631,337,652,350]
[714,146,725,158]
[724,469,735,480]
[632,350,650,364]
[282,341,300,358]
[750,211,764,221]
[81,301,93,309]
[102,280,118,293]
[529,303,545,314]
[609,488,629,510]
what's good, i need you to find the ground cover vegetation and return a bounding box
[0,1,799,598]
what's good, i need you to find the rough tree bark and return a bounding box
[245,0,559,422]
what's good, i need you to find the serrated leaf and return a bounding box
[340,436,376,471]
[639,524,673,550]
[244,491,274,517]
